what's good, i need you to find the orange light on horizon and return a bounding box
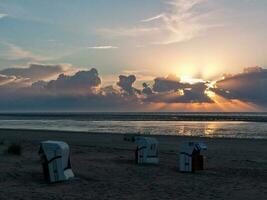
[146,89,259,112]
[204,90,259,112]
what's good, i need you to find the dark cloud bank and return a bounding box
[0,64,266,111]
[212,67,267,105]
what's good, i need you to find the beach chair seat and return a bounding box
[39,141,74,183]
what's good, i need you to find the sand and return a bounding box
[0,129,267,200]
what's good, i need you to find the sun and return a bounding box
[180,76,205,84]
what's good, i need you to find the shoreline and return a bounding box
[1,128,267,141]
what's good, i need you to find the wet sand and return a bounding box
[0,129,267,200]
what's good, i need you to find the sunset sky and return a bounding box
[0,0,267,111]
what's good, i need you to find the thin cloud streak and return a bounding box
[141,14,164,22]
[0,42,51,62]
[88,46,119,50]
[142,0,214,45]
[0,13,7,19]
[6,44,49,61]
[99,0,217,45]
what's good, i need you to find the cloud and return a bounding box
[142,82,154,96]
[0,63,71,82]
[0,13,7,19]
[117,75,141,96]
[31,80,47,89]
[98,0,216,45]
[100,85,120,96]
[148,74,212,103]
[213,67,267,104]
[143,0,215,45]
[141,14,164,23]
[0,74,30,89]
[1,43,50,62]
[0,74,17,86]
[0,68,141,111]
[45,68,101,94]
[88,46,118,50]
[0,64,266,111]
[153,74,183,92]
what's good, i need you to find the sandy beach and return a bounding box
[0,129,267,200]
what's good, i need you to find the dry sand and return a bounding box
[0,129,267,200]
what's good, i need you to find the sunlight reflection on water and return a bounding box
[0,119,266,139]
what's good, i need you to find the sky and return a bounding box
[0,0,267,112]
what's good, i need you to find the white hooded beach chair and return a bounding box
[179,142,207,172]
[135,137,159,165]
[39,141,74,183]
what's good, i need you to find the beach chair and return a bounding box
[123,134,140,142]
[39,141,74,183]
[135,137,159,164]
[179,142,207,172]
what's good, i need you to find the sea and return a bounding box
[0,112,267,139]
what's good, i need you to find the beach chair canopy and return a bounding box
[135,136,158,146]
[180,142,207,155]
[39,141,74,183]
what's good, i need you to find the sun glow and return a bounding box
[171,62,223,85]
[180,76,205,84]
[170,63,198,80]
[169,60,223,81]
[177,89,185,96]
[205,90,216,98]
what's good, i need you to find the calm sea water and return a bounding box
[0,113,267,139]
